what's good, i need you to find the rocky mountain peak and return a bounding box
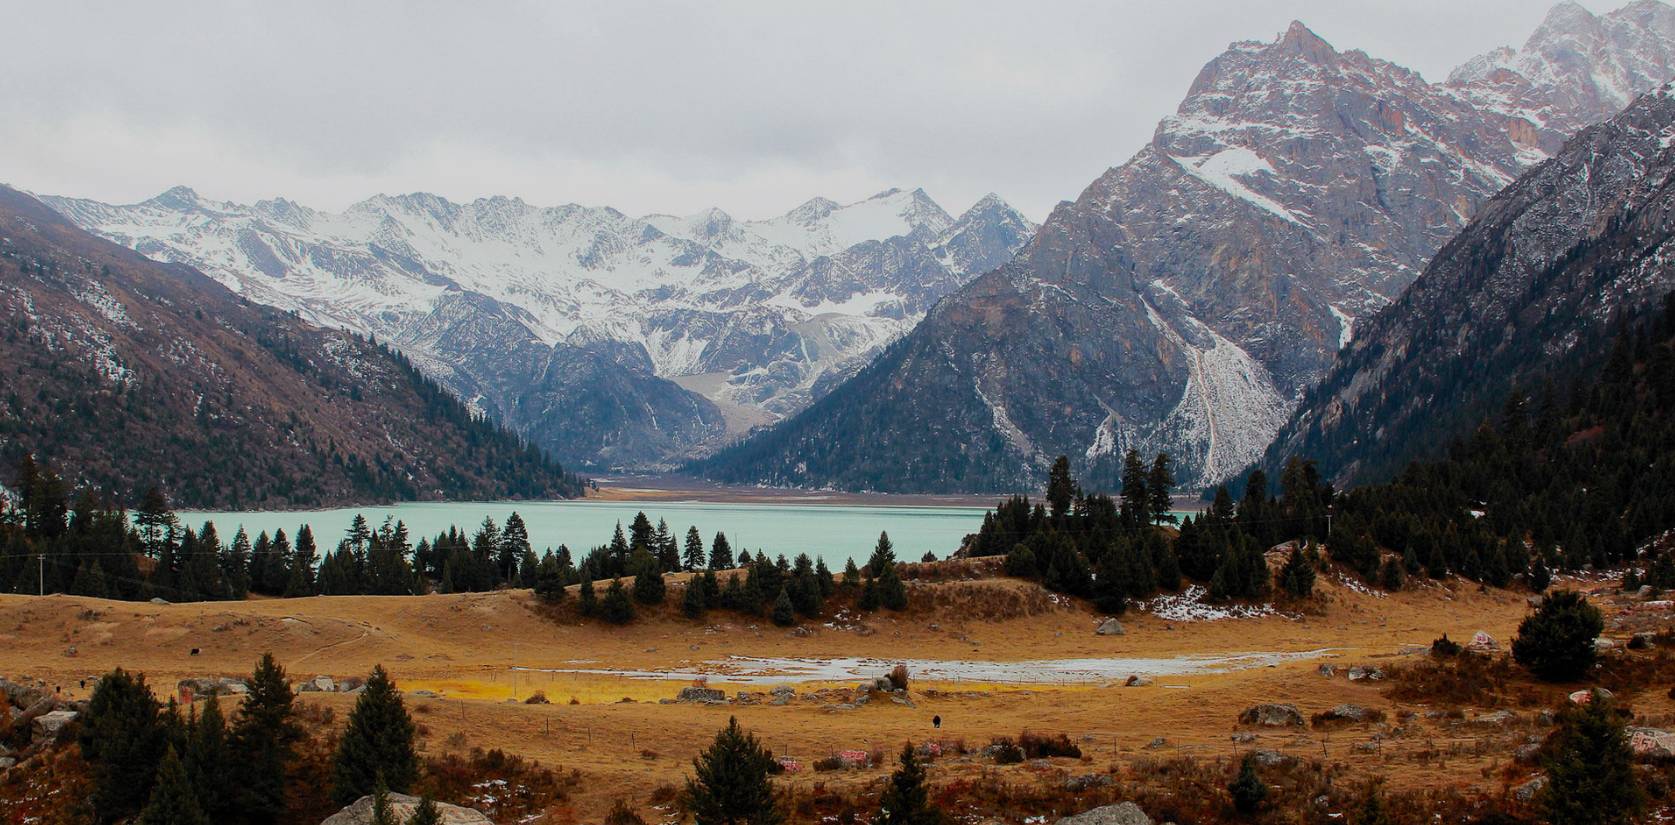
[1276,20,1337,63]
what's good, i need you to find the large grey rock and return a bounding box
[1095,618,1125,636]
[1239,703,1305,727]
[676,686,727,704]
[320,792,490,825]
[1055,802,1152,825]
[177,677,249,697]
[1513,776,1547,802]
[32,709,78,743]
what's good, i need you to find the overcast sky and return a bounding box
[0,1,1635,221]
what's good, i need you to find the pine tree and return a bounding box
[1279,543,1316,599]
[1046,455,1077,521]
[81,667,164,823]
[710,532,734,570]
[634,563,667,605]
[860,573,881,611]
[841,558,861,588]
[138,745,209,825]
[684,526,706,571]
[813,558,834,598]
[1120,449,1150,527]
[878,743,943,825]
[1541,693,1645,825]
[602,578,635,624]
[186,693,233,821]
[684,578,708,618]
[1513,589,1604,681]
[867,532,897,578]
[332,665,418,804]
[534,551,566,603]
[499,512,531,585]
[771,586,795,626]
[231,652,301,823]
[579,576,598,616]
[656,519,679,572]
[1228,752,1267,814]
[684,717,782,825]
[409,796,444,825]
[1351,786,1393,825]
[370,780,398,825]
[1148,453,1177,525]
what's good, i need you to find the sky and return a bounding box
[0,0,1638,222]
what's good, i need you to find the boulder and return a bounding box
[1468,710,1519,728]
[177,677,249,697]
[1055,802,1152,825]
[1594,637,1616,650]
[300,676,336,693]
[1512,776,1547,803]
[1250,749,1295,767]
[1063,773,1115,792]
[770,685,796,698]
[1239,703,1305,727]
[1346,666,1385,681]
[0,757,14,771]
[1123,675,1153,687]
[1314,704,1378,725]
[320,792,491,825]
[1095,618,1125,636]
[32,709,78,743]
[1316,664,1336,678]
[1467,631,1499,653]
[676,687,727,704]
[1629,727,1675,759]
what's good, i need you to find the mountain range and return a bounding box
[1262,78,1675,486]
[694,0,1675,493]
[0,186,582,508]
[43,186,1034,469]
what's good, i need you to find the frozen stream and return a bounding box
[512,649,1336,686]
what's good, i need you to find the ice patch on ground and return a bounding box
[512,647,1335,685]
[1138,585,1292,622]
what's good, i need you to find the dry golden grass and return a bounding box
[1,569,1663,822]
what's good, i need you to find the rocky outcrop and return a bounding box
[1239,703,1306,727]
[320,793,490,825]
[1055,802,1152,825]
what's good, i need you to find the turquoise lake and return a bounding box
[175,500,995,568]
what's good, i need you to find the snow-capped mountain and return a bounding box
[1263,81,1675,486]
[697,3,1675,493]
[1450,0,1675,154]
[43,186,1034,468]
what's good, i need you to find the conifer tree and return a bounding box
[139,746,209,825]
[1279,543,1316,599]
[878,743,943,825]
[1120,449,1150,527]
[655,519,679,572]
[1513,590,1603,681]
[634,561,667,605]
[332,665,418,804]
[710,532,734,570]
[684,526,706,571]
[81,667,163,823]
[684,717,781,825]
[602,578,635,624]
[370,780,398,825]
[814,558,834,598]
[534,551,566,603]
[1148,453,1177,525]
[867,532,896,577]
[771,586,795,626]
[579,576,598,616]
[841,558,861,588]
[186,693,233,821]
[1228,752,1267,814]
[859,573,881,611]
[499,512,531,585]
[684,578,708,618]
[1541,693,1645,825]
[409,796,444,825]
[1046,455,1077,521]
[231,652,301,823]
